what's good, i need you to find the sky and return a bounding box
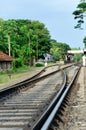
[0,0,86,49]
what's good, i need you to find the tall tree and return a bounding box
[0,19,51,66]
[73,0,86,29]
[30,21,51,58]
[0,18,8,53]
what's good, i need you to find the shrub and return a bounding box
[35,62,44,67]
[13,58,23,69]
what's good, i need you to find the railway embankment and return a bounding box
[65,67,86,130]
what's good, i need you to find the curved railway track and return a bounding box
[32,64,81,130]
[0,63,80,130]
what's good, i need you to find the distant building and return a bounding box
[43,53,53,62]
[38,53,53,62]
[0,52,12,71]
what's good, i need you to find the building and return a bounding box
[38,53,53,62]
[43,53,53,62]
[0,52,12,71]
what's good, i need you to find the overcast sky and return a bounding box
[0,0,86,49]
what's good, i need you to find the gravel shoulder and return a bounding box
[67,67,86,130]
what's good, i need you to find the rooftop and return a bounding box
[0,52,12,61]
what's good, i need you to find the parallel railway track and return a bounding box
[0,63,81,130]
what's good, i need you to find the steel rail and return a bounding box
[32,65,81,130]
[0,64,74,99]
[41,66,81,130]
[32,70,67,130]
[0,68,62,98]
[0,66,59,98]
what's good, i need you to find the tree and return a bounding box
[73,0,86,29]
[71,48,83,62]
[50,39,71,61]
[0,18,8,53]
[83,36,86,48]
[0,19,51,67]
[50,40,60,61]
[30,21,51,58]
[2,20,18,56]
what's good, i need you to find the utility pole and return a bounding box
[8,33,11,56]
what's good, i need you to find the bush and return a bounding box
[35,62,44,67]
[13,58,23,69]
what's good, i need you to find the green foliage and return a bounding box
[73,54,83,62]
[71,48,83,62]
[83,36,86,48]
[0,18,71,68]
[50,39,71,61]
[13,58,23,68]
[35,62,44,67]
[0,19,51,67]
[77,2,86,9]
[12,65,30,73]
[73,1,86,29]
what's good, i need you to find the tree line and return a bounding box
[0,18,70,68]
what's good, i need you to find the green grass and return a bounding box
[0,65,45,88]
[0,62,56,88]
[12,65,30,73]
[0,65,31,87]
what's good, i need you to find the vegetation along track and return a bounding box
[0,63,79,130]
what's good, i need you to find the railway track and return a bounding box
[63,66,86,130]
[32,64,81,130]
[0,63,80,130]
